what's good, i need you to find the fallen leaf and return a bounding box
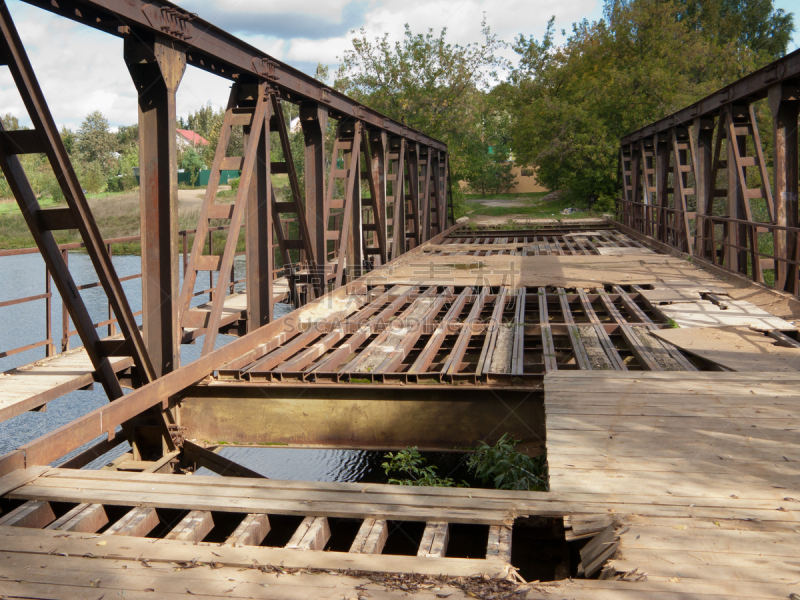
[96,540,107,546]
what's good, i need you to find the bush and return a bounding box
[229,177,240,192]
[81,162,105,194]
[593,194,617,214]
[382,447,466,487]
[466,434,548,491]
[106,176,123,193]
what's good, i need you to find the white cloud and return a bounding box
[1,0,602,131]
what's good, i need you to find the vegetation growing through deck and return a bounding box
[383,435,548,491]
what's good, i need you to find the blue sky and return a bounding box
[0,0,796,131]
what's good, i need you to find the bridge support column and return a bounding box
[419,146,431,242]
[243,84,272,329]
[300,102,328,290]
[654,133,670,244]
[368,129,388,264]
[769,83,800,295]
[125,37,186,376]
[693,117,714,260]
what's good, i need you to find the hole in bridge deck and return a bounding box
[382,520,426,555]
[194,447,483,486]
[260,514,305,547]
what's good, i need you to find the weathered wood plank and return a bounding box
[165,510,214,542]
[286,516,330,550]
[225,513,270,547]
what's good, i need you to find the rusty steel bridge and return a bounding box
[1,1,800,598]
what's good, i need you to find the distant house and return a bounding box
[176,129,209,150]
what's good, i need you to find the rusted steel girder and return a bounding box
[0,224,461,476]
[17,0,447,153]
[618,49,800,296]
[623,48,800,144]
[125,36,186,376]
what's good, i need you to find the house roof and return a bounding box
[177,129,209,146]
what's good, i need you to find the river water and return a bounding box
[0,253,279,460]
[0,252,474,483]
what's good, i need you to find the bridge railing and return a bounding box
[0,220,301,363]
[616,48,800,296]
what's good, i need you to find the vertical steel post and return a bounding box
[45,266,53,357]
[125,36,186,376]
[693,117,715,260]
[344,122,363,280]
[727,105,749,273]
[769,83,800,294]
[655,133,670,244]
[419,146,431,242]
[630,145,641,233]
[300,102,328,289]
[368,128,388,264]
[406,142,420,249]
[244,85,273,328]
[61,248,69,352]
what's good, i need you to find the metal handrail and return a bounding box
[0,219,303,361]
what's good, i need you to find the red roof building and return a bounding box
[176,129,209,148]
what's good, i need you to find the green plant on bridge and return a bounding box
[382,447,466,487]
[467,434,548,491]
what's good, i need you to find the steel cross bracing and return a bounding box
[617,48,800,296]
[0,0,449,388]
[0,4,154,396]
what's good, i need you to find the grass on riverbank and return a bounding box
[0,177,292,253]
[463,191,606,219]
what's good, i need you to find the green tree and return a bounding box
[179,146,205,186]
[76,111,116,173]
[1,113,23,131]
[60,126,76,155]
[335,20,508,190]
[115,124,139,154]
[81,161,105,194]
[464,92,516,194]
[675,0,794,62]
[506,0,755,203]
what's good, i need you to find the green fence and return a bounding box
[177,169,240,186]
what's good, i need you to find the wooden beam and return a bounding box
[224,513,270,547]
[165,510,214,542]
[486,525,512,563]
[0,500,54,528]
[103,506,159,537]
[350,518,388,554]
[286,516,330,550]
[45,503,108,533]
[417,521,449,558]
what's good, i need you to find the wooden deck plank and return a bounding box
[0,525,511,579]
[0,348,132,423]
[545,370,800,595]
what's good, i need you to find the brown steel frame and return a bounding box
[618,48,800,296]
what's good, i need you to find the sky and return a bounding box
[0,0,797,133]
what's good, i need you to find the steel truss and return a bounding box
[618,48,800,295]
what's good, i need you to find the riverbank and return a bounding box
[0,183,262,253]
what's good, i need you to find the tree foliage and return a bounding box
[675,0,794,62]
[505,0,763,202]
[179,146,205,186]
[335,19,508,187]
[179,102,243,166]
[76,110,116,173]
